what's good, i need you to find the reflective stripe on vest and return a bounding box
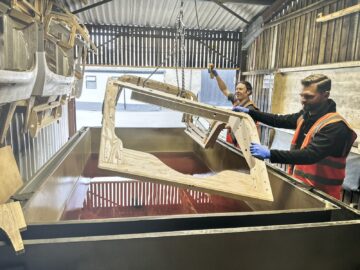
[289,112,357,198]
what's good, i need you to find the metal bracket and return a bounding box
[10,192,34,203]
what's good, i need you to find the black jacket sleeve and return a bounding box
[246,104,258,111]
[270,121,351,164]
[248,109,302,129]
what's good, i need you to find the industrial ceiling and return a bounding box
[65,0,273,31]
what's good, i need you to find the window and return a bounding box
[86,75,97,89]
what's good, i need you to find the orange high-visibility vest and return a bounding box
[288,112,357,199]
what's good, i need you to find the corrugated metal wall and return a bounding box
[2,106,69,182]
[65,0,266,31]
[85,25,242,68]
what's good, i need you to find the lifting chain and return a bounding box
[143,1,186,95]
[175,0,186,97]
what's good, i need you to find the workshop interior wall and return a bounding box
[272,68,360,139]
[245,0,360,114]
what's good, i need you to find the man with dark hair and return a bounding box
[208,64,258,110]
[208,64,259,145]
[233,74,357,199]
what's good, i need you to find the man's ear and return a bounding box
[323,91,330,98]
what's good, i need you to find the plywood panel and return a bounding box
[98,78,273,202]
[0,146,23,203]
[0,202,26,253]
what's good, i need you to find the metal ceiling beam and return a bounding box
[262,0,292,23]
[72,0,113,14]
[201,0,275,6]
[213,1,249,24]
[242,0,290,49]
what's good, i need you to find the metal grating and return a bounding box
[2,106,70,182]
[86,24,242,68]
[85,181,212,208]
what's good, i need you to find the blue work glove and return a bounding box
[232,106,249,113]
[208,63,218,78]
[250,143,270,160]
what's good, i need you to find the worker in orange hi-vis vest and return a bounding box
[208,64,259,147]
[233,74,357,200]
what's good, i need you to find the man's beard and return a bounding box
[303,102,324,113]
[303,104,313,112]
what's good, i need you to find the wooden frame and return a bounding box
[98,77,273,202]
[118,75,224,148]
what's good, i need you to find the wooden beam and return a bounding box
[277,61,360,73]
[316,4,360,23]
[264,0,338,29]
[242,61,360,75]
[120,75,225,149]
[202,0,275,5]
[242,69,276,75]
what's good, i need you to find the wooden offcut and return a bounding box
[0,146,23,204]
[0,202,27,253]
[98,78,273,202]
[0,147,26,253]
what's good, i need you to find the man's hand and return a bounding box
[208,63,218,79]
[232,106,249,113]
[250,143,270,160]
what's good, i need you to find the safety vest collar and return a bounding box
[241,99,259,110]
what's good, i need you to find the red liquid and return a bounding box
[61,153,252,220]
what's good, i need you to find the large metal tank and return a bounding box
[1,127,359,269]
